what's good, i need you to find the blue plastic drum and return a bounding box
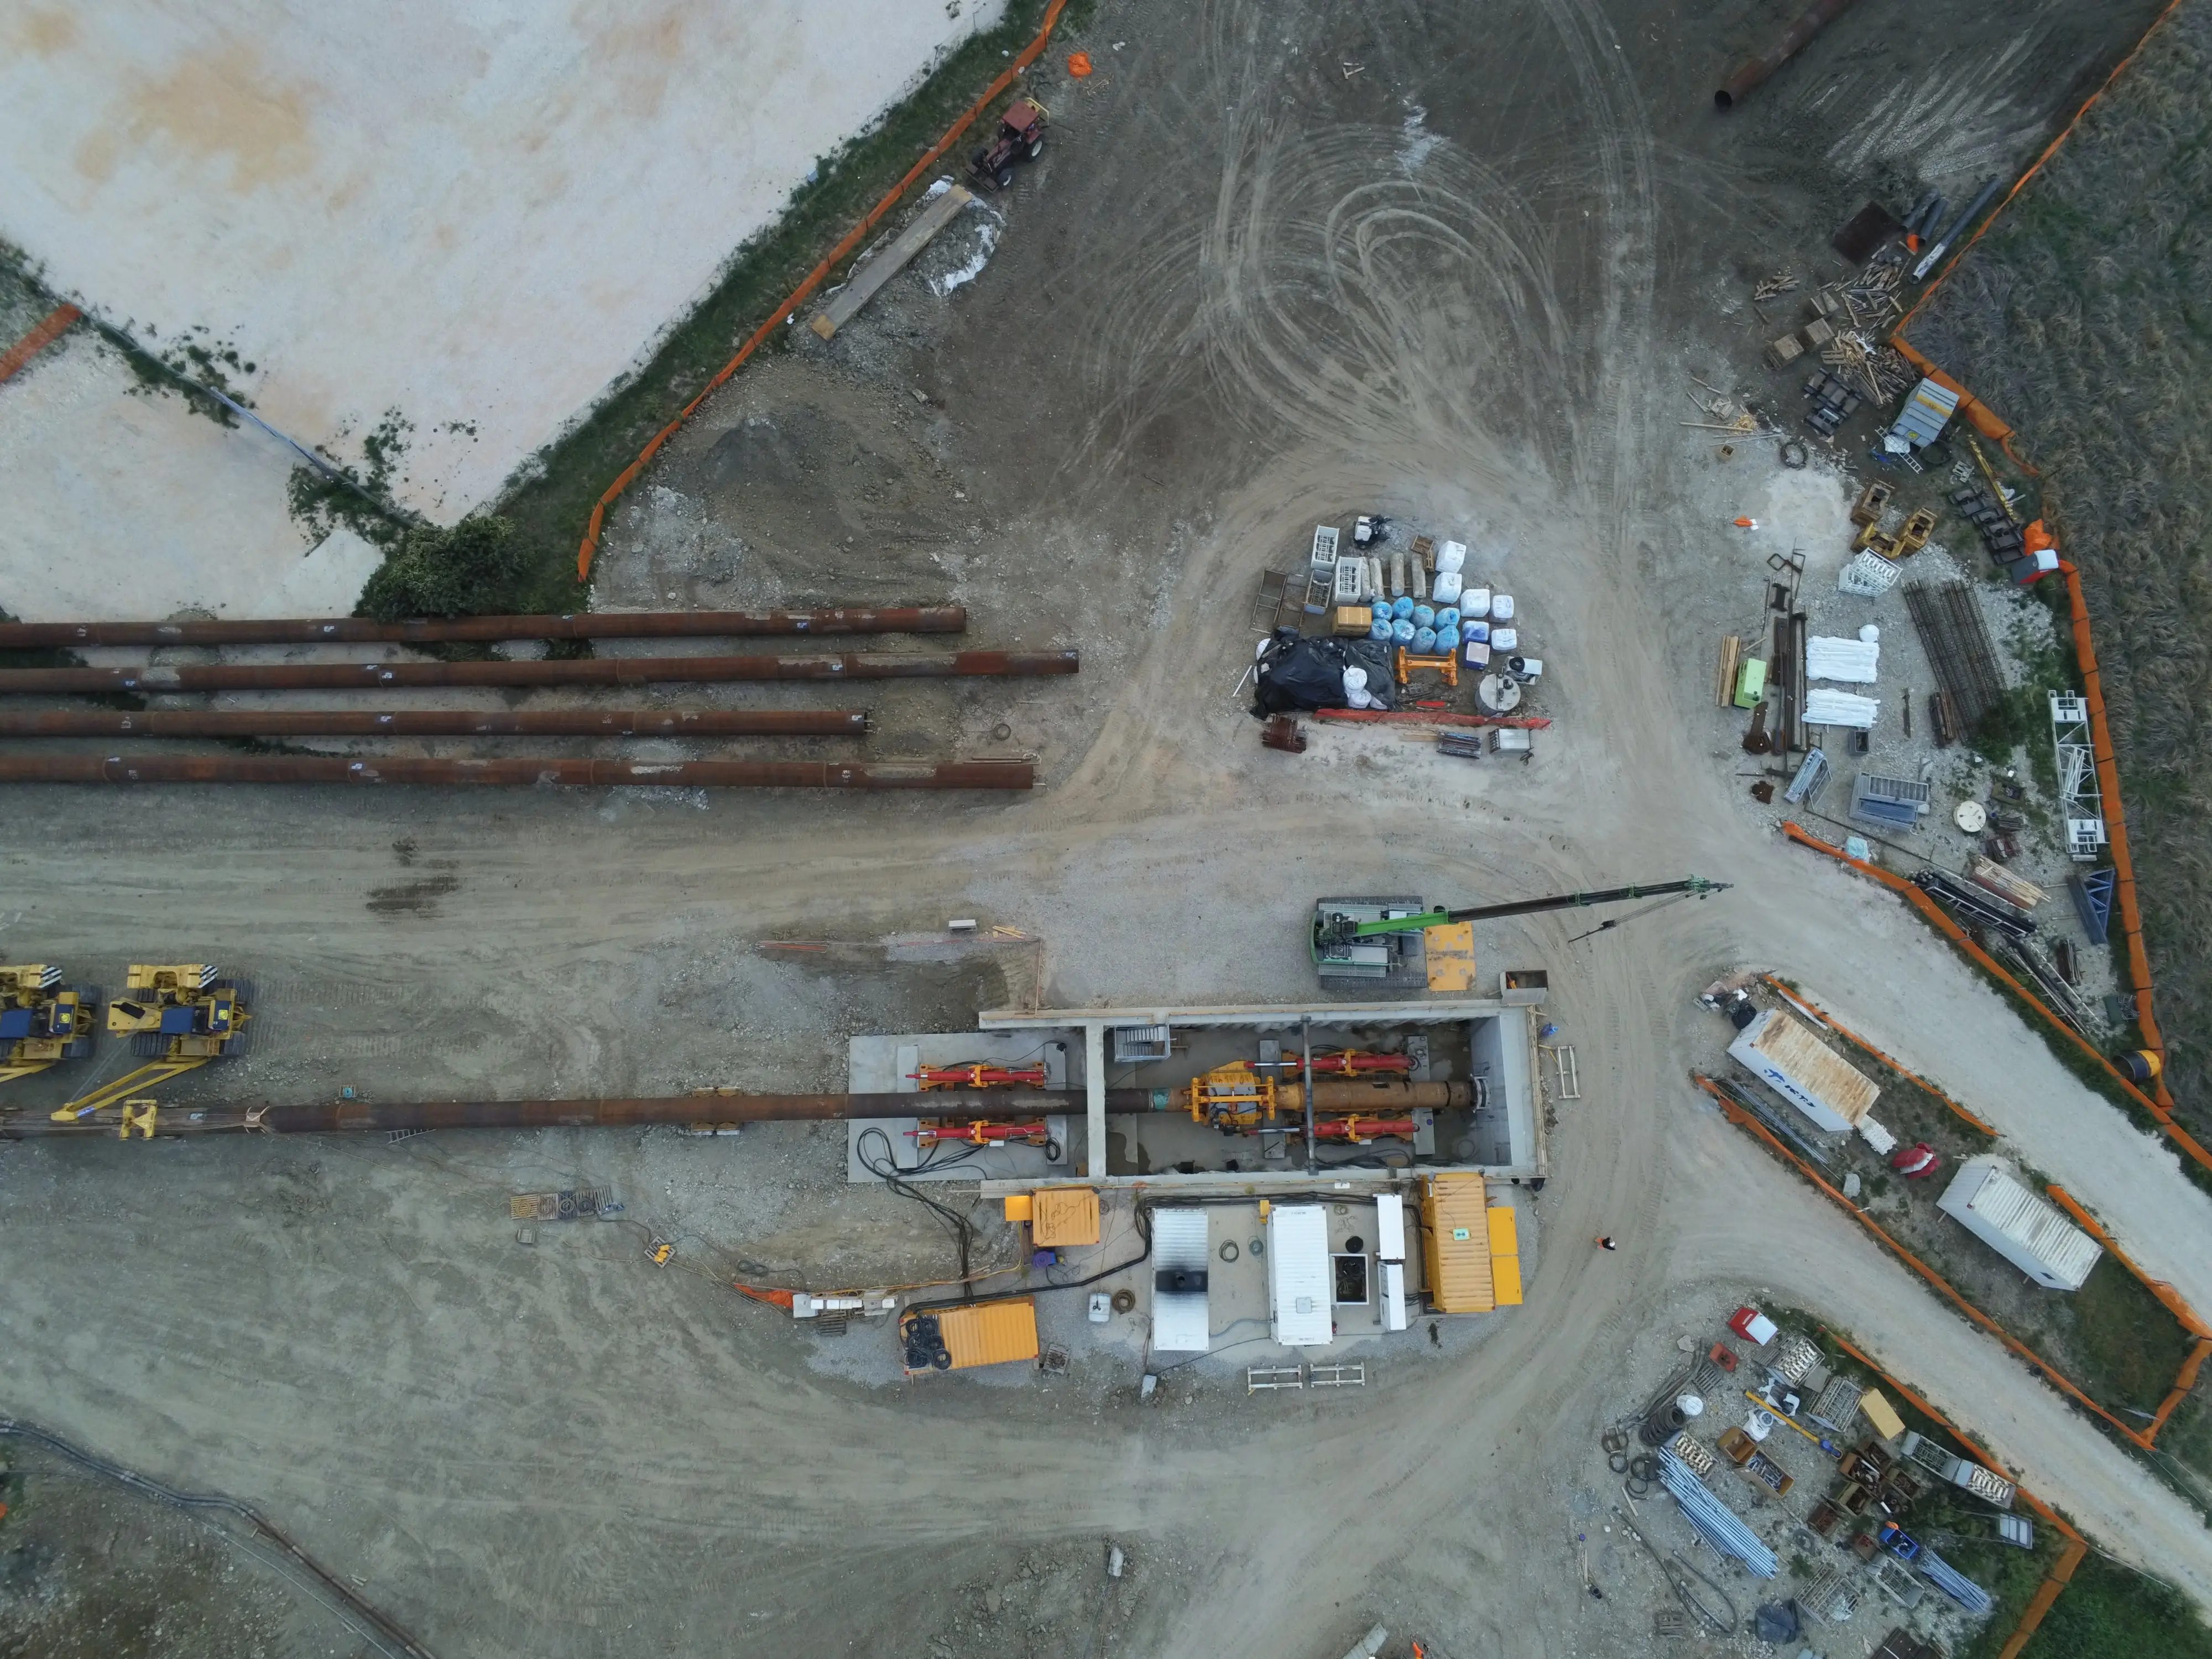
[1436,607,1459,630]
[1435,623,1461,651]
[1369,619,1394,641]
[1412,603,1436,629]
[1371,599,1394,622]
[1412,626,1437,654]
[1392,596,1416,620]
[1392,619,1417,644]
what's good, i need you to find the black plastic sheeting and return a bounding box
[1250,629,1396,715]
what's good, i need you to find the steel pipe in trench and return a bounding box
[0,651,1078,697]
[0,708,869,739]
[0,608,967,649]
[1714,0,1860,108]
[0,755,1034,789]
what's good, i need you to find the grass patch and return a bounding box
[2020,1551,2212,1658]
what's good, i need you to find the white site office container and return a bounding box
[1727,1008,1879,1134]
[1150,1208,1213,1352]
[1374,1192,1407,1262]
[1268,1204,1335,1347]
[1936,1156,2102,1291]
[1381,1261,1409,1332]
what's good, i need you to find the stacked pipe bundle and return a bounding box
[0,608,1076,790]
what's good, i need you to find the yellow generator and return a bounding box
[53,965,253,1130]
[1,964,97,1084]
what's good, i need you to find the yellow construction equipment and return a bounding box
[1187,1062,1279,1133]
[50,964,251,1128]
[1,964,97,1085]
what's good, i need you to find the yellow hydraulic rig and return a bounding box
[1187,1062,1280,1134]
[50,964,252,1134]
[0,964,97,1085]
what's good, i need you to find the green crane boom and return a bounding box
[1314,877,1731,951]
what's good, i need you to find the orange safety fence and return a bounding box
[0,303,80,385]
[2044,1183,2212,1445]
[1695,1074,2157,1450]
[1779,821,2212,1177]
[1757,974,1996,1136]
[2054,558,2176,1113]
[576,0,1074,580]
[1821,1331,2089,1659]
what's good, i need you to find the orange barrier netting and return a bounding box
[0,303,80,386]
[1697,1074,2156,1449]
[1757,974,1996,1136]
[576,0,1073,580]
[1780,821,2212,1176]
[1820,1329,2088,1659]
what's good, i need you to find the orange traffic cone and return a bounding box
[1733,517,1759,530]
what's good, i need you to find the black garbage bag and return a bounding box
[1751,1600,1802,1644]
[1251,629,1396,716]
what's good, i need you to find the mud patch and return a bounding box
[366,873,459,917]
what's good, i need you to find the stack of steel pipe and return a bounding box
[0,607,1072,791]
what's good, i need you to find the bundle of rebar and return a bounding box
[1903,583,2002,729]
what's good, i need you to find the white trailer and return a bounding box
[1267,1204,1335,1347]
[1726,1008,1879,1134]
[1936,1156,2102,1291]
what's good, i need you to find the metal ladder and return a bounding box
[1538,1044,1581,1102]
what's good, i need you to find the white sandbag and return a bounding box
[1434,539,1467,573]
[1343,666,1369,692]
[1804,688,1880,728]
[1806,636,1880,683]
[1490,593,1515,621]
[1432,570,1463,604]
[1460,586,1491,618]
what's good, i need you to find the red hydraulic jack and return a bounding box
[910,1063,1050,1090]
[909,1120,1055,1150]
[1287,1050,1415,1074]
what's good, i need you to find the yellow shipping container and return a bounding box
[905,1297,1040,1373]
[1422,1173,1494,1313]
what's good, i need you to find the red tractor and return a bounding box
[971,98,1047,190]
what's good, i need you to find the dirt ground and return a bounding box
[3,0,2208,1655]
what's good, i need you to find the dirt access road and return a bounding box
[1,0,2203,1655]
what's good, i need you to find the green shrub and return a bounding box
[357,517,523,620]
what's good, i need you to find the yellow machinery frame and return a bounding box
[51,964,249,1129]
[1,964,94,1086]
[1187,1062,1279,1133]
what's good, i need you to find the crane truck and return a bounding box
[1312,878,1731,982]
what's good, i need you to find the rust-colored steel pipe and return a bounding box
[3,1090,1092,1136]
[0,708,868,739]
[0,650,1078,696]
[0,608,966,649]
[0,755,1034,789]
[1715,0,1860,108]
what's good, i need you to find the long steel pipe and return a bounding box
[0,650,1078,696]
[0,755,1034,789]
[4,1090,1092,1136]
[0,708,868,738]
[1715,0,1860,108]
[2,1084,1475,1136]
[0,608,967,649]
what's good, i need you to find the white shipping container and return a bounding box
[1936,1156,2102,1291]
[1267,1204,1335,1347]
[1727,1008,1879,1133]
[1150,1208,1213,1352]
